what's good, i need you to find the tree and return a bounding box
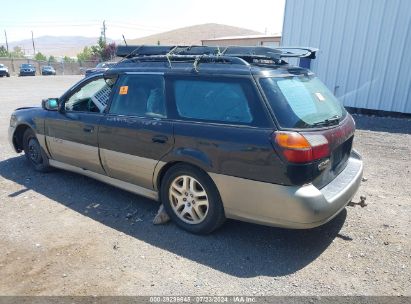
[0,46,9,57]
[34,52,47,61]
[76,37,117,63]
[101,42,117,61]
[77,46,94,63]
[63,56,75,63]
[90,36,117,61]
[48,55,57,63]
[10,46,25,58]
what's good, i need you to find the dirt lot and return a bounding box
[0,76,410,296]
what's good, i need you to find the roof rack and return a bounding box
[113,45,318,72]
[116,45,318,61]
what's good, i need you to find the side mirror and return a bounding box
[42,98,59,111]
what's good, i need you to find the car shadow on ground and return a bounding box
[0,156,351,278]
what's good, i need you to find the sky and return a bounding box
[0,0,286,43]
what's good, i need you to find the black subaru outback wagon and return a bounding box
[9,45,363,234]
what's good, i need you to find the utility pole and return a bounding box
[102,20,107,43]
[4,30,9,52]
[31,30,36,55]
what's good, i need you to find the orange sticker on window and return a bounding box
[119,86,128,95]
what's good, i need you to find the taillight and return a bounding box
[274,131,330,163]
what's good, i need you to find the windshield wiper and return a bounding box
[311,115,341,127]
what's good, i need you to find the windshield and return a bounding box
[259,76,346,129]
[22,64,34,68]
[0,64,4,68]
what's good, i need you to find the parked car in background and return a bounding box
[41,66,56,76]
[19,64,36,76]
[84,62,116,77]
[0,64,10,77]
[8,45,363,234]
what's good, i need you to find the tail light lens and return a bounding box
[274,131,330,163]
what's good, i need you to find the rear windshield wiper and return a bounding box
[311,115,341,127]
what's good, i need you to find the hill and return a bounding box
[6,36,113,57]
[127,23,262,46]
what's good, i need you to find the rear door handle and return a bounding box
[83,125,95,133]
[152,135,168,143]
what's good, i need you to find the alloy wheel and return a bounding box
[169,175,209,224]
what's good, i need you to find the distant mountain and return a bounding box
[7,36,114,57]
[126,23,262,46]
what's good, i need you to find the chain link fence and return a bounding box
[0,57,100,76]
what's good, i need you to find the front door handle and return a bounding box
[152,135,168,143]
[83,125,95,133]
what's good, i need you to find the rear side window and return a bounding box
[260,76,346,129]
[109,75,166,118]
[172,79,254,124]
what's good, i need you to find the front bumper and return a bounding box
[211,150,363,229]
[19,71,35,76]
[8,126,19,152]
[0,70,9,76]
[42,71,55,75]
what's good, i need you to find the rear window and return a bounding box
[260,76,346,129]
[173,79,253,124]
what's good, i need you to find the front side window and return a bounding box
[260,76,346,129]
[109,75,166,118]
[172,79,253,124]
[65,77,115,113]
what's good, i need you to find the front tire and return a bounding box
[160,164,225,234]
[23,129,51,172]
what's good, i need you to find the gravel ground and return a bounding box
[0,76,410,296]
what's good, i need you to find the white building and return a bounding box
[282,0,411,114]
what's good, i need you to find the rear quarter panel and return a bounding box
[162,121,289,184]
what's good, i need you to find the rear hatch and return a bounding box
[258,73,355,188]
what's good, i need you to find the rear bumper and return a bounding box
[210,150,363,229]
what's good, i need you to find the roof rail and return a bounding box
[116,45,318,60]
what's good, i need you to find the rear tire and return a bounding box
[160,164,225,234]
[23,129,51,172]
